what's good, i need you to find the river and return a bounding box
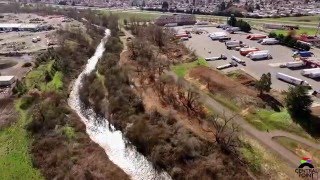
[68,29,171,180]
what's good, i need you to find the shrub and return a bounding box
[22,62,32,67]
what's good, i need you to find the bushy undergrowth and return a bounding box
[81,24,251,179]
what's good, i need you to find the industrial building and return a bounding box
[0,76,15,86]
[0,23,41,32]
[155,14,196,26]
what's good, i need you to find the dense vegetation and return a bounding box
[227,15,252,32]
[269,32,311,51]
[1,8,129,179]
[81,17,252,179]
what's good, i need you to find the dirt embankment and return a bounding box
[0,98,16,129]
[189,66,284,110]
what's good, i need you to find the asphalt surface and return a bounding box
[178,26,320,93]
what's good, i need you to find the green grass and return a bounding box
[241,140,263,173]
[208,93,240,113]
[62,125,76,141]
[99,10,161,23]
[266,15,320,24]
[46,71,63,90]
[171,58,208,77]
[244,108,307,137]
[25,61,63,92]
[0,100,43,180]
[272,27,318,36]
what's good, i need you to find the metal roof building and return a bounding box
[0,23,40,31]
[0,76,15,86]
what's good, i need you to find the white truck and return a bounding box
[205,54,227,61]
[231,56,246,66]
[276,72,310,87]
[225,40,243,49]
[260,38,279,45]
[301,68,320,76]
[209,32,230,41]
[286,61,306,68]
[216,61,238,70]
[226,27,240,33]
[247,51,272,60]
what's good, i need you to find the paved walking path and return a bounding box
[165,70,320,168]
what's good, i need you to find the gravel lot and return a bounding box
[176,26,320,92]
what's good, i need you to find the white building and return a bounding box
[0,23,40,32]
[0,76,15,86]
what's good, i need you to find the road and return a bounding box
[166,70,320,169]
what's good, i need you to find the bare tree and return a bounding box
[207,114,241,154]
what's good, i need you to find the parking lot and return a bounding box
[176,26,320,92]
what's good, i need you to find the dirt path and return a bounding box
[165,70,320,168]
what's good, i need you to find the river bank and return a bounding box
[0,11,129,179]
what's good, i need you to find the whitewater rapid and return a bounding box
[68,29,171,180]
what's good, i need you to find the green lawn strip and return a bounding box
[99,10,160,23]
[274,136,320,167]
[171,58,208,77]
[0,100,43,180]
[243,108,309,138]
[272,27,318,36]
[207,93,240,113]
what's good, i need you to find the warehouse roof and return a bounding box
[0,23,40,29]
[0,76,15,81]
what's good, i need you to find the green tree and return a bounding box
[228,14,237,27]
[255,73,272,96]
[237,19,251,32]
[162,1,169,11]
[285,86,313,117]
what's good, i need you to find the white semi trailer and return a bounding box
[247,51,272,60]
[231,56,246,66]
[276,72,310,87]
[286,61,306,68]
[309,71,320,78]
[301,68,320,76]
[260,38,279,45]
[205,54,227,61]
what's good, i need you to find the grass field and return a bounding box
[274,136,320,167]
[272,27,318,36]
[244,108,309,138]
[172,58,208,77]
[267,16,320,24]
[0,100,43,180]
[100,10,161,22]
